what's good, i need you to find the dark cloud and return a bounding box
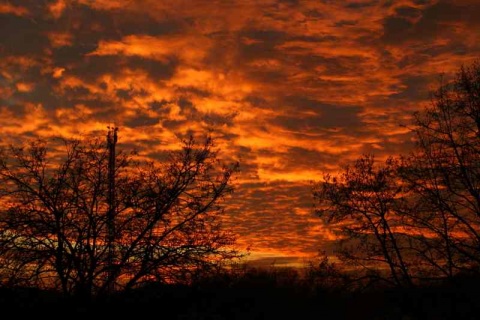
[381,16,415,44]
[246,256,302,267]
[345,1,377,9]
[278,96,363,131]
[278,0,300,5]
[237,30,288,62]
[391,75,437,101]
[0,15,50,55]
[61,54,178,84]
[395,6,422,20]
[382,1,480,45]
[280,147,349,172]
[175,86,212,98]
[304,9,324,18]
[58,3,185,42]
[25,82,65,110]
[124,112,159,128]
[334,20,358,27]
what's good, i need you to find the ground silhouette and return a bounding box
[1,266,480,320]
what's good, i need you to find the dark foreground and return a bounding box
[1,273,479,319]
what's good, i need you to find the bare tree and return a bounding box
[314,155,412,288]
[0,131,239,298]
[314,60,480,286]
[398,60,480,275]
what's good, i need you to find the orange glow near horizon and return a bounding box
[1,0,480,267]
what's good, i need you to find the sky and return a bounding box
[1,0,480,267]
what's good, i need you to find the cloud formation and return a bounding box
[1,0,480,266]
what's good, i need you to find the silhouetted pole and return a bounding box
[107,126,118,292]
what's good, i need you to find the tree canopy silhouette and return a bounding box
[314,155,413,288]
[314,60,480,287]
[399,60,480,275]
[0,131,239,297]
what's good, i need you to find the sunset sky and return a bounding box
[1,0,480,267]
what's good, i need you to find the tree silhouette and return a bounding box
[314,60,480,286]
[398,60,480,276]
[0,131,239,298]
[314,155,412,288]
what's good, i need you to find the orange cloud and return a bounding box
[90,35,211,64]
[0,3,29,16]
[15,82,34,92]
[47,32,73,47]
[48,0,67,19]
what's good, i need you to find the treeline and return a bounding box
[1,263,479,319]
[314,60,480,288]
